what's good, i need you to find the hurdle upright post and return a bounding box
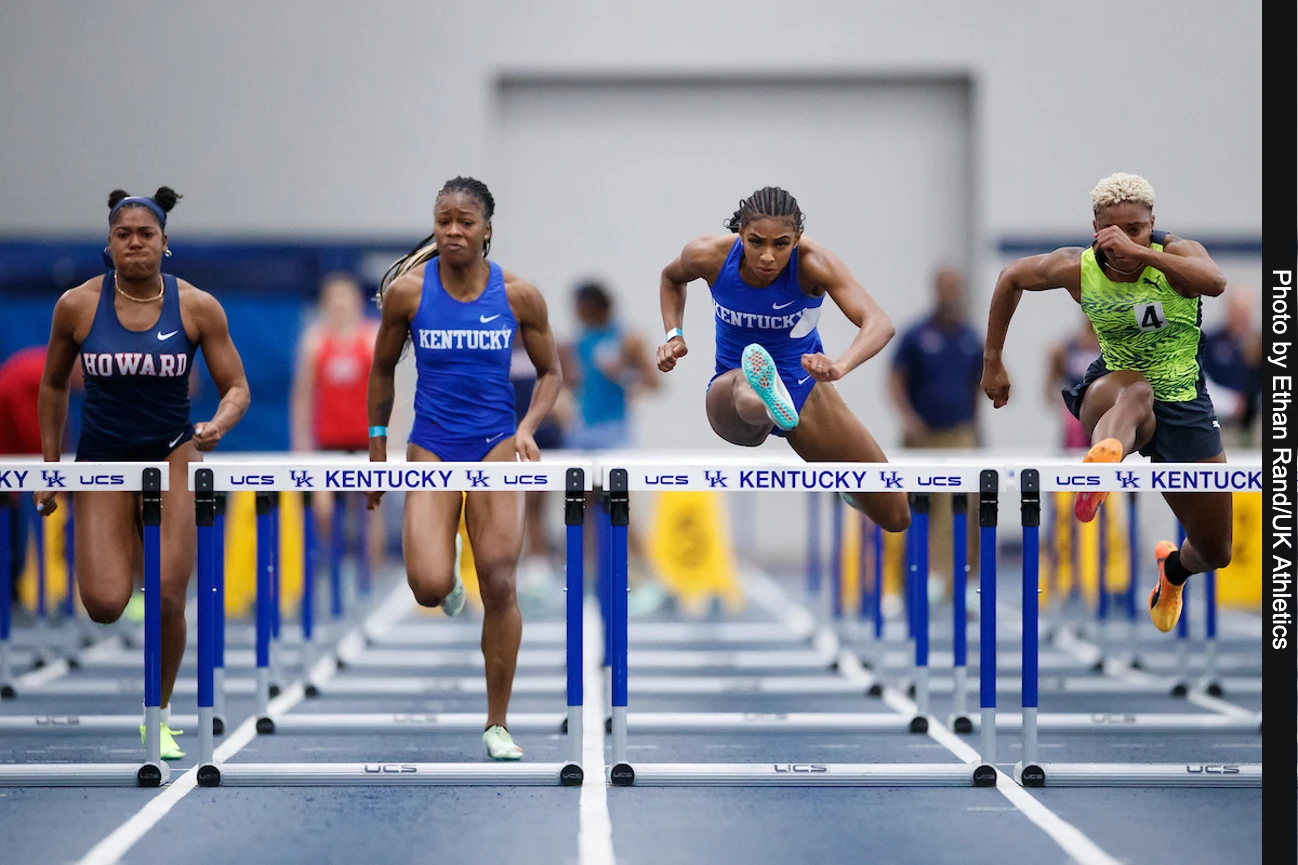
[1174,522,1190,695]
[214,492,228,734]
[301,491,315,648]
[1018,469,1042,782]
[563,468,586,780]
[872,522,884,640]
[911,493,931,725]
[975,469,999,784]
[194,468,217,769]
[329,491,345,621]
[254,491,274,723]
[830,491,844,620]
[140,467,165,779]
[61,499,76,621]
[1203,568,1220,694]
[1125,490,1140,661]
[950,493,970,731]
[0,494,12,696]
[607,468,632,785]
[806,492,822,598]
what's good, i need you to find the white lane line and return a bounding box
[751,569,1123,865]
[579,600,616,865]
[75,582,414,865]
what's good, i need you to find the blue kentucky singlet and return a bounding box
[77,272,196,456]
[711,238,824,378]
[410,259,517,437]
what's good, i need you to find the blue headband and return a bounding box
[109,196,167,228]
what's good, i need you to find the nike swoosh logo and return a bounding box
[796,375,812,385]
[480,314,502,324]
[157,330,178,341]
[168,431,185,448]
[772,301,796,310]
[485,432,507,444]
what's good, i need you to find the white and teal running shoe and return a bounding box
[483,724,524,761]
[741,343,799,431]
[441,534,466,617]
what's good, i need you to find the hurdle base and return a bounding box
[1,684,14,699]
[909,716,929,733]
[949,714,974,734]
[212,762,576,786]
[619,712,916,734]
[1015,761,1263,787]
[213,715,226,736]
[560,763,584,786]
[256,717,275,734]
[266,713,567,735]
[197,764,221,787]
[0,714,200,734]
[611,762,983,787]
[0,761,169,787]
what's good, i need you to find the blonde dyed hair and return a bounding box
[1090,173,1155,213]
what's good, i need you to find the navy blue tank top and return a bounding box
[711,238,824,376]
[410,259,517,437]
[78,272,196,452]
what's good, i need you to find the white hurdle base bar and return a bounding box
[368,621,811,646]
[1014,761,1263,787]
[339,648,833,671]
[7,676,256,698]
[201,762,581,787]
[967,712,1261,733]
[305,675,868,698]
[622,712,922,733]
[0,714,201,734]
[613,761,994,787]
[259,712,567,734]
[0,762,169,787]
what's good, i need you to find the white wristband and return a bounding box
[665,327,684,343]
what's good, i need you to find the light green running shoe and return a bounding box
[482,724,523,761]
[140,723,186,761]
[741,343,798,431]
[441,534,466,617]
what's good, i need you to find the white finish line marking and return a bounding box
[75,582,414,865]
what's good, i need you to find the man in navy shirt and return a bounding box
[1201,284,1261,448]
[889,267,984,600]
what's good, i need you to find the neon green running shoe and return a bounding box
[125,590,146,624]
[140,723,186,761]
[482,724,523,761]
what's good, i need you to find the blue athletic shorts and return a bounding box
[408,415,514,463]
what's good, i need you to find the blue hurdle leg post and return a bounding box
[973,470,998,787]
[1126,490,1142,666]
[1095,505,1110,670]
[806,492,822,599]
[830,491,844,621]
[1203,568,1221,695]
[61,497,76,622]
[561,468,585,785]
[32,502,50,662]
[607,469,633,786]
[139,467,168,786]
[950,493,971,732]
[214,492,227,734]
[872,522,884,641]
[856,512,871,623]
[0,494,12,696]
[255,492,274,729]
[356,492,371,599]
[301,492,315,652]
[1017,470,1044,786]
[330,491,345,621]
[1172,522,1190,696]
[268,491,283,698]
[910,493,931,729]
[598,488,612,721]
[194,469,218,779]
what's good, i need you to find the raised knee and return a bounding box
[1196,541,1232,572]
[81,591,129,625]
[1120,379,1155,409]
[408,573,452,609]
[879,505,911,534]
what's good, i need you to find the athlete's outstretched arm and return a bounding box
[510,278,563,462]
[657,236,716,372]
[191,289,251,451]
[982,247,1082,408]
[797,242,893,381]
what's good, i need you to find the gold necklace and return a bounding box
[114,272,165,303]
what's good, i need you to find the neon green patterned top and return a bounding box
[1079,242,1202,402]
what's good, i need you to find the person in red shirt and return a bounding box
[0,346,82,604]
[290,273,382,574]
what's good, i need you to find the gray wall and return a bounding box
[0,2,1261,564]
